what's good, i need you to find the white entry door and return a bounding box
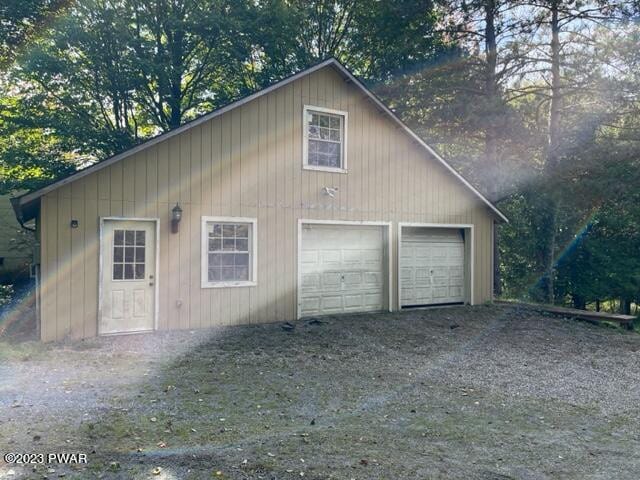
[100,219,156,334]
[299,224,386,317]
[400,228,465,307]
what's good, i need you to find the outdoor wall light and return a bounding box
[171,203,183,233]
[70,219,79,228]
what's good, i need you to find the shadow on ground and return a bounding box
[1,305,640,479]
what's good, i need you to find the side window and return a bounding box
[202,217,257,287]
[303,106,347,172]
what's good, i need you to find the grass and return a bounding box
[1,305,640,479]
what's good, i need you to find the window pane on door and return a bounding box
[113,229,146,281]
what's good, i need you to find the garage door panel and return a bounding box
[321,250,341,266]
[300,296,321,313]
[433,286,449,299]
[401,288,414,302]
[401,247,414,260]
[450,247,464,261]
[431,246,447,261]
[300,250,318,264]
[450,267,464,283]
[415,268,431,283]
[300,225,386,317]
[400,267,413,282]
[415,287,433,304]
[343,272,363,287]
[364,271,383,286]
[362,250,382,270]
[321,272,342,290]
[415,286,433,296]
[401,228,465,307]
[449,286,463,297]
[321,295,343,311]
[364,293,383,307]
[301,272,321,290]
[343,294,363,309]
[343,250,362,265]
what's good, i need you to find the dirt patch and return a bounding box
[1,305,639,479]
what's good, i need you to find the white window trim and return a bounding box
[302,105,348,173]
[201,216,258,288]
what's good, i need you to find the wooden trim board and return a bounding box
[496,300,636,328]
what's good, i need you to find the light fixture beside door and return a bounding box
[171,203,182,233]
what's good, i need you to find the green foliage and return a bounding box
[0,284,14,308]
[0,96,77,193]
[555,151,640,307]
[250,0,447,84]
[0,0,68,66]
[0,0,447,196]
[0,0,639,311]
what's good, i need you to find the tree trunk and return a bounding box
[493,221,501,297]
[622,298,631,315]
[484,0,502,298]
[168,26,185,130]
[595,299,600,312]
[484,0,499,198]
[542,0,562,305]
[547,0,562,173]
[540,201,559,304]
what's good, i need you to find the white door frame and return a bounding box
[297,219,393,319]
[98,216,160,335]
[398,222,474,307]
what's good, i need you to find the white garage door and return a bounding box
[299,224,386,317]
[400,228,465,307]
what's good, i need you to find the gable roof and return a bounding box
[12,58,508,223]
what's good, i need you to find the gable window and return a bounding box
[303,105,348,172]
[201,217,257,288]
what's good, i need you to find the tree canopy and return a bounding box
[1,0,639,312]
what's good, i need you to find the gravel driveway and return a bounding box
[1,305,639,479]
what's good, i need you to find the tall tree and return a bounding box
[1,0,255,193]
[121,0,254,130]
[250,0,447,83]
[515,0,632,303]
[0,0,67,66]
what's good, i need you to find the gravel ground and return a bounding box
[0,305,639,479]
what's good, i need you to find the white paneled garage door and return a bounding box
[400,228,465,307]
[299,224,386,317]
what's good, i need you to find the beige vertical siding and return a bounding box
[38,65,497,341]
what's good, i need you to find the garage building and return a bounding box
[12,58,507,341]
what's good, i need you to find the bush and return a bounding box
[0,284,14,308]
